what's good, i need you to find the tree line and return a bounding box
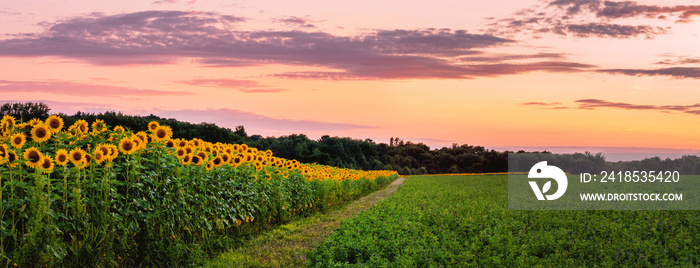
[3,102,699,174]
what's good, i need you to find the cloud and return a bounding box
[575,99,700,115]
[489,0,699,39]
[156,108,377,133]
[524,98,700,115]
[597,1,700,22]
[560,23,666,38]
[655,56,700,65]
[152,0,197,5]
[273,16,317,28]
[522,102,562,106]
[177,79,285,93]
[0,79,193,97]
[597,67,700,79]
[0,11,596,79]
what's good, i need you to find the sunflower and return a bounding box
[177,139,187,148]
[232,155,243,167]
[181,154,192,165]
[175,148,186,158]
[84,153,92,166]
[254,161,262,171]
[107,144,119,159]
[69,148,87,169]
[113,126,125,133]
[40,156,54,173]
[165,140,175,148]
[184,146,194,154]
[196,151,208,162]
[93,149,106,165]
[220,153,231,164]
[132,138,143,151]
[5,151,19,168]
[147,121,159,132]
[28,118,43,126]
[55,149,69,166]
[153,125,172,141]
[68,120,89,134]
[1,115,15,126]
[191,155,203,166]
[212,156,223,167]
[30,124,51,143]
[206,161,213,171]
[244,154,254,163]
[118,138,137,155]
[96,144,111,158]
[10,133,26,148]
[45,115,64,133]
[0,122,13,137]
[0,144,7,159]
[91,119,107,133]
[135,131,148,143]
[23,147,44,169]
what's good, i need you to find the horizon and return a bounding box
[1,0,699,152]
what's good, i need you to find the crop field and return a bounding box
[0,115,397,267]
[309,175,700,267]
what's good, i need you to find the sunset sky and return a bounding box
[1,0,699,153]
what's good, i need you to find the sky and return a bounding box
[1,0,699,153]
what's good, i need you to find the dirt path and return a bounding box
[206,177,406,268]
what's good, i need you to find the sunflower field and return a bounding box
[0,115,397,267]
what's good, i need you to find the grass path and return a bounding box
[205,177,406,268]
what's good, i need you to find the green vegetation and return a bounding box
[206,177,405,268]
[0,113,397,267]
[309,175,700,267]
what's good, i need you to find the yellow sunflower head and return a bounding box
[93,150,105,165]
[147,121,160,132]
[177,139,187,148]
[1,115,15,126]
[0,144,7,159]
[45,115,64,133]
[28,118,43,127]
[40,156,54,173]
[10,133,26,149]
[0,122,13,137]
[55,149,69,166]
[118,138,136,155]
[165,140,176,148]
[108,144,119,159]
[91,119,107,133]
[30,124,51,143]
[254,161,262,171]
[212,156,223,167]
[5,151,19,168]
[113,126,125,133]
[191,155,202,166]
[69,148,87,169]
[23,147,44,169]
[220,153,231,164]
[69,120,89,134]
[175,147,186,158]
[181,154,192,165]
[196,151,208,162]
[84,153,92,166]
[153,125,172,141]
[206,161,213,171]
[232,155,243,166]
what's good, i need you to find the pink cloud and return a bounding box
[0,79,193,97]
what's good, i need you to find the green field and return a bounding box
[308,175,700,267]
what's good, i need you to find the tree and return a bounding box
[0,102,51,121]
